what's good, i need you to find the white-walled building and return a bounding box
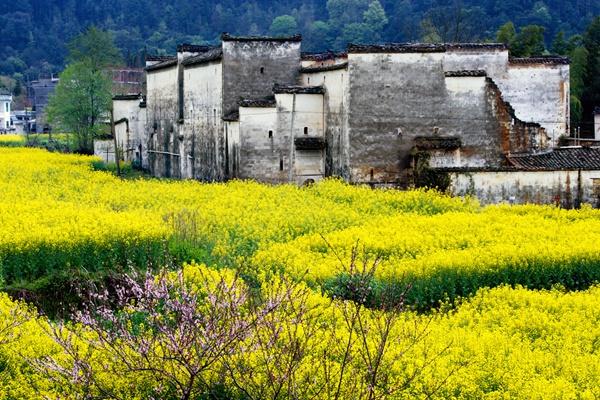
[110,34,600,206]
[0,91,12,131]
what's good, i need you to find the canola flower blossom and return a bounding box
[0,147,600,398]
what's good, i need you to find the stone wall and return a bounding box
[449,169,600,207]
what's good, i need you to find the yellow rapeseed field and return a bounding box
[1,147,600,398]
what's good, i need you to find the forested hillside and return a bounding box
[0,0,598,76]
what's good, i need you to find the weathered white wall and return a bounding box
[595,113,600,140]
[238,106,282,182]
[146,65,180,178]
[443,49,569,144]
[183,61,224,180]
[113,98,146,166]
[450,169,600,207]
[275,92,326,184]
[300,67,349,178]
[502,64,569,144]
[0,95,12,130]
[93,140,116,163]
[225,120,240,178]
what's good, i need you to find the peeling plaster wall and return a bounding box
[449,170,600,207]
[145,66,181,178]
[347,53,520,185]
[300,68,350,178]
[113,99,146,167]
[594,113,600,140]
[502,64,569,144]
[183,61,224,181]
[275,92,325,184]
[238,106,283,182]
[443,49,569,143]
[222,40,301,116]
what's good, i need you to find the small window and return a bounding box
[370,168,374,181]
[279,157,284,171]
[304,127,309,135]
[260,67,265,74]
[268,130,273,138]
[307,77,310,84]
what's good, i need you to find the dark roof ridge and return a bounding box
[221,33,302,42]
[273,84,325,94]
[509,55,570,65]
[113,94,143,101]
[182,48,223,67]
[146,55,176,62]
[301,51,348,61]
[348,43,446,53]
[177,43,215,53]
[300,62,349,73]
[446,43,507,50]
[445,70,487,77]
[146,58,178,72]
[239,96,277,108]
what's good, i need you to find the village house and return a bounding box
[0,90,12,132]
[109,33,600,206]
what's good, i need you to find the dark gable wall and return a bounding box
[221,39,301,117]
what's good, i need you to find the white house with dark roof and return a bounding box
[108,33,600,206]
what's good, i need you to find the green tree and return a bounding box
[67,26,122,70]
[510,25,546,57]
[363,0,388,33]
[551,31,568,55]
[47,27,121,154]
[496,22,516,46]
[583,17,600,123]
[306,21,333,51]
[569,47,589,128]
[269,15,298,37]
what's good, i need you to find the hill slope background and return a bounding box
[0,0,598,77]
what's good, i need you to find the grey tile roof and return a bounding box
[181,48,223,67]
[509,56,570,65]
[145,58,178,72]
[507,147,600,170]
